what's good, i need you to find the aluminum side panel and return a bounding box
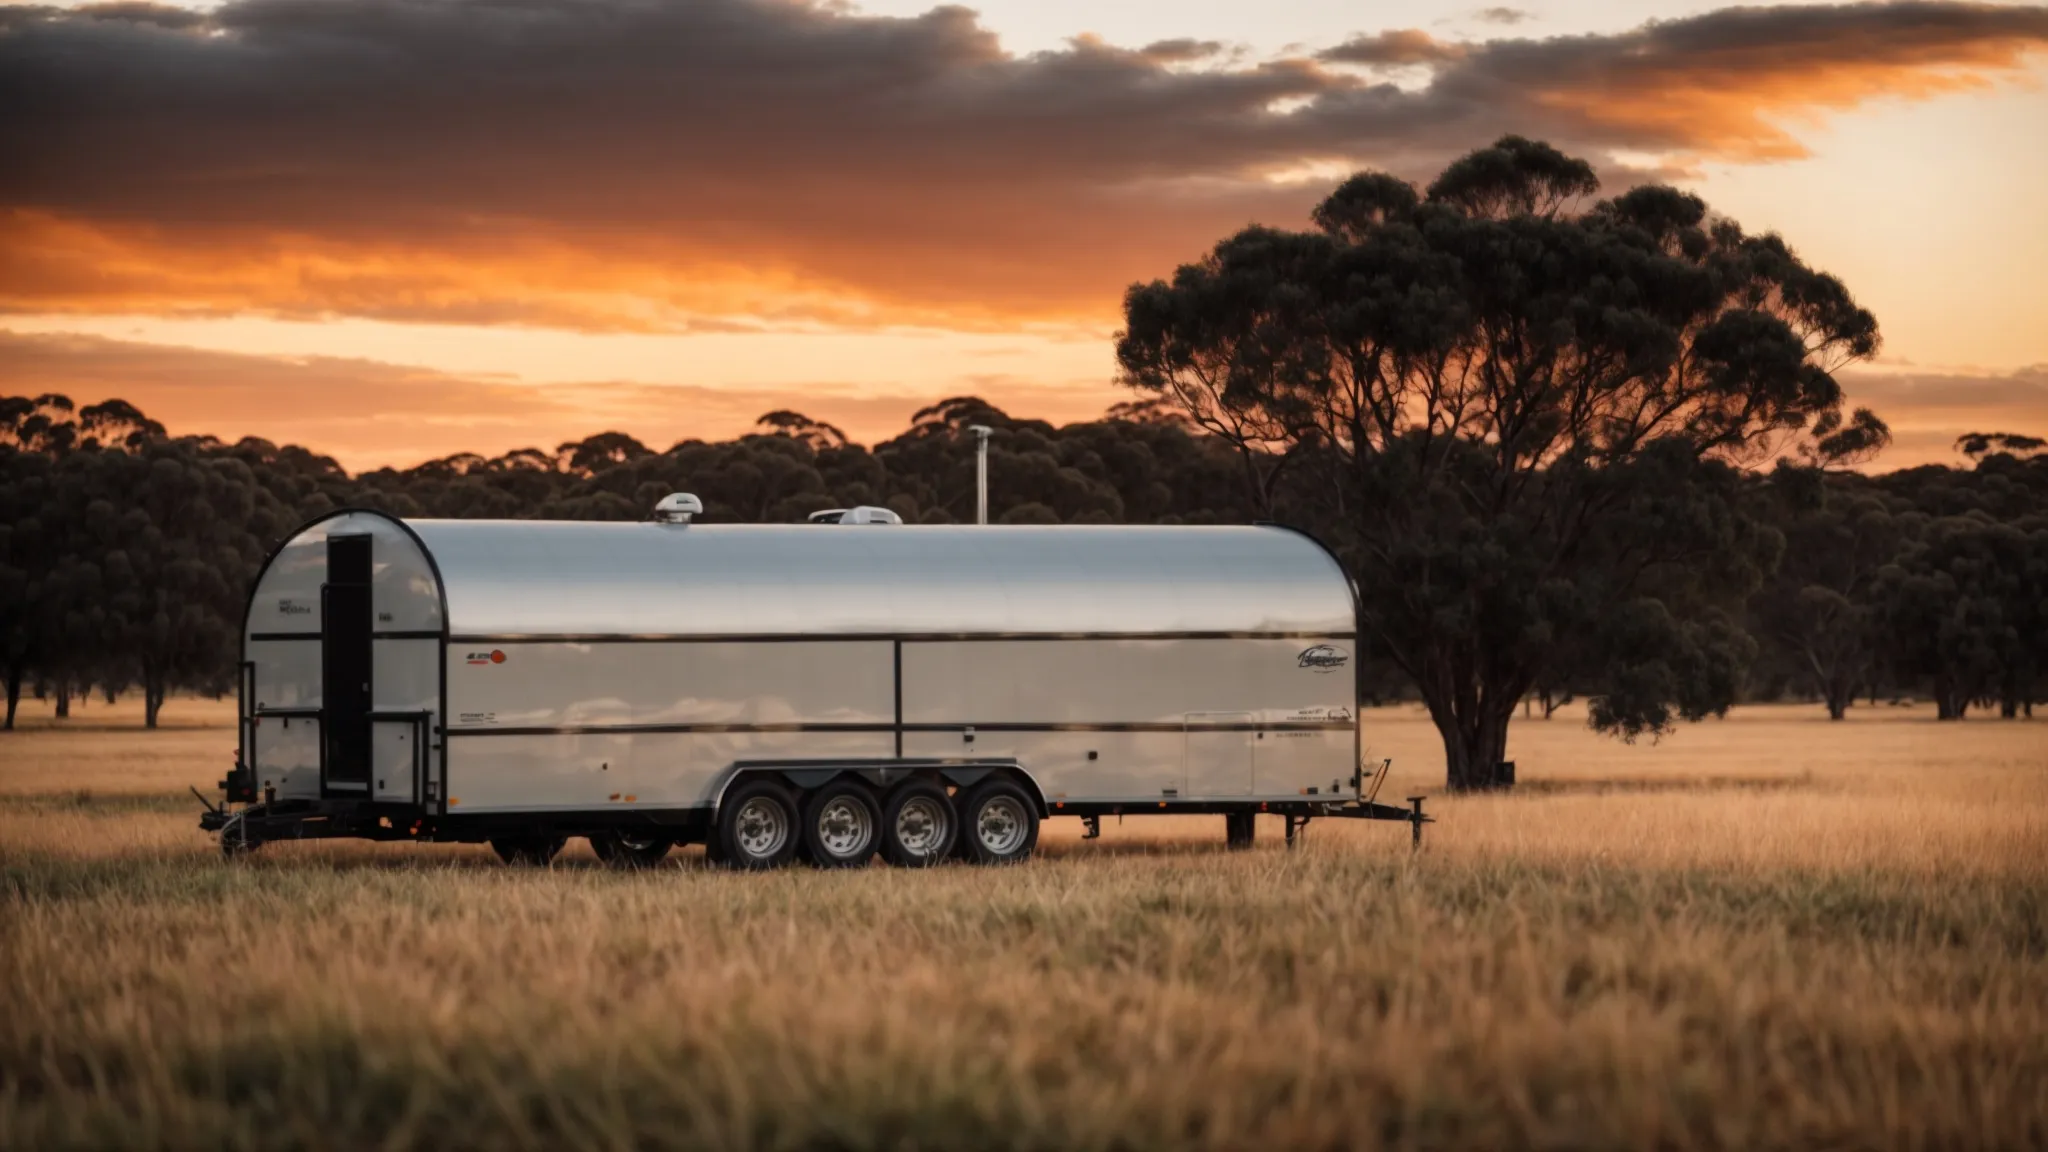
[252,713,321,800]
[446,641,891,729]
[1254,728,1355,797]
[902,730,1182,802]
[371,721,425,803]
[374,639,438,714]
[446,731,893,812]
[904,727,1354,804]
[900,638,1354,724]
[372,638,438,803]
[1185,713,1254,796]
[249,638,321,710]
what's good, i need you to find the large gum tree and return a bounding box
[1117,137,1888,790]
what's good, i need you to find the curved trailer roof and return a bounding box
[247,513,1355,640]
[406,520,1356,639]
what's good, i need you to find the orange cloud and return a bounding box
[1,2,2043,332]
[0,330,1125,469]
[1511,12,2048,159]
[1838,364,2048,465]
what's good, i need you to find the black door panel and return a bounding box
[323,536,373,789]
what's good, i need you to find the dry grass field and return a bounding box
[2,696,2044,1150]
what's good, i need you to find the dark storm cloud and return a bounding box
[2,0,2045,323]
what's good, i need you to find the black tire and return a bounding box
[491,836,567,866]
[1225,812,1256,851]
[957,779,1039,866]
[801,781,881,869]
[589,831,675,869]
[717,778,799,870]
[879,779,957,868]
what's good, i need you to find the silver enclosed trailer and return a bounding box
[202,501,1427,867]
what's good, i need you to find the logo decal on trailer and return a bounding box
[1296,645,1350,672]
[465,649,507,666]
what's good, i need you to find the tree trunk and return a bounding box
[1935,682,1970,721]
[54,681,70,719]
[143,663,165,730]
[1433,697,1514,792]
[3,663,20,731]
[1824,675,1853,721]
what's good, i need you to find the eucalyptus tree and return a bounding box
[1752,469,1905,719]
[1117,137,1887,789]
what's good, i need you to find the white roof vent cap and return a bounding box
[654,492,704,524]
[839,505,903,525]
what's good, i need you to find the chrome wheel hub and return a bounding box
[734,797,788,858]
[976,796,1027,855]
[894,797,949,857]
[816,797,874,858]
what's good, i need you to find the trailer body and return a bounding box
[214,506,1424,863]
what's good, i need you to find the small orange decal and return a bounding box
[490,650,506,664]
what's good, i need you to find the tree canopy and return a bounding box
[1116,136,1895,788]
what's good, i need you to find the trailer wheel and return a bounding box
[880,780,956,867]
[801,782,880,869]
[491,836,566,866]
[958,780,1039,865]
[590,831,674,869]
[717,779,798,870]
[221,824,260,859]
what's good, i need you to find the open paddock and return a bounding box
[2,700,2043,1150]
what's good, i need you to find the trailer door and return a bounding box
[1183,712,1254,798]
[321,534,374,795]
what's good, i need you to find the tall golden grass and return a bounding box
[2,700,2043,1150]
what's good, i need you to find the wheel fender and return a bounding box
[776,767,847,793]
[947,765,1051,818]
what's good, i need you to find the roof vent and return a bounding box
[654,492,703,525]
[838,506,903,525]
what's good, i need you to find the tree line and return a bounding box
[0,391,1255,728]
[1,139,2042,795]
[1,386,2040,737]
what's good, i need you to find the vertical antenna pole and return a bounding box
[969,424,992,525]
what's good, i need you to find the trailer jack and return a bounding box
[1284,814,1311,848]
[1080,814,1102,840]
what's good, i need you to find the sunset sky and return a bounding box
[2,0,2045,471]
